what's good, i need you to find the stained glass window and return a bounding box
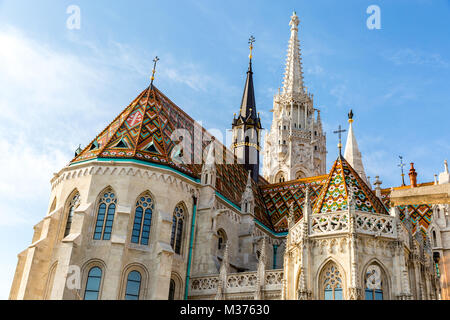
[125,271,141,300]
[168,279,175,300]
[93,190,117,240]
[64,193,80,237]
[322,264,343,300]
[365,264,384,300]
[171,203,185,254]
[131,195,154,245]
[84,267,102,300]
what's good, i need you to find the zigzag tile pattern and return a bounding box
[381,191,433,235]
[314,157,389,215]
[261,176,327,233]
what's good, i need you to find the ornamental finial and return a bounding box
[290,11,299,29]
[150,56,160,87]
[348,109,354,123]
[248,35,255,61]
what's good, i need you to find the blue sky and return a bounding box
[0,0,449,299]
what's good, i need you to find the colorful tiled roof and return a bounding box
[70,85,273,228]
[380,190,433,235]
[261,175,328,232]
[313,157,389,215]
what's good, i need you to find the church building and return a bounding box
[9,12,449,300]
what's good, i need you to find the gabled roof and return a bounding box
[313,156,389,215]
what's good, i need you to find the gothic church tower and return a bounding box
[231,37,263,182]
[262,12,326,183]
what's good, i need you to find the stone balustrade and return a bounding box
[355,211,397,238]
[189,269,284,299]
[310,212,349,236]
[292,210,399,238]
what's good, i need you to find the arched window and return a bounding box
[321,262,343,300]
[168,279,176,300]
[364,264,384,300]
[275,172,286,184]
[64,193,80,237]
[93,189,117,240]
[125,271,141,300]
[84,267,102,300]
[432,230,438,247]
[217,229,227,251]
[131,194,154,245]
[296,171,305,180]
[171,203,185,254]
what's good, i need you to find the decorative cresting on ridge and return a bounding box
[282,11,304,96]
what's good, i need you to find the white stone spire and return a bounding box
[282,11,304,95]
[344,110,368,183]
[439,159,450,184]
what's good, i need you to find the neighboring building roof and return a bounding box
[381,189,433,235]
[314,156,389,215]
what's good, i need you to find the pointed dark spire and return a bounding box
[239,36,258,122]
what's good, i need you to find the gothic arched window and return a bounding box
[93,189,117,240]
[125,271,141,300]
[131,194,154,245]
[171,203,185,254]
[364,264,384,300]
[321,263,343,300]
[64,192,80,237]
[84,267,102,300]
[432,230,437,247]
[217,229,227,251]
[168,279,176,300]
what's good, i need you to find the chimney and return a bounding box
[409,163,418,188]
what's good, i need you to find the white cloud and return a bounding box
[329,83,348,107]
[306,65,324,75]
[384,48,449,68]
[0,26,123,299]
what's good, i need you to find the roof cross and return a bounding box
[248,36,255,60]
[150,56,160,87]
[398,156,406,186]
[333,124,347,157]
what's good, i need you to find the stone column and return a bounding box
[347,192,362,300]
[298,188,311,300]
[149,209,175,300]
